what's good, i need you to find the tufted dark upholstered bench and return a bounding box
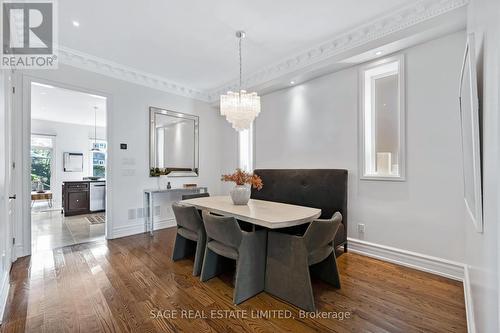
[250,169,348,252]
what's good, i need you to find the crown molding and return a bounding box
[57,46,211,102]
[206,0,468,102]
[56,0,467,103]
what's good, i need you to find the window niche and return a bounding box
[359,55,406,181]
[238,123,254,172]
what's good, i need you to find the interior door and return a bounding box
[0,69,14,323]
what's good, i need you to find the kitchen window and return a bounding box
[31,134,55,191]
[89,140,107,178]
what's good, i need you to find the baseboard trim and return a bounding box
[347,238,465,281]
[0,271,10,325]
[111,218,176,239]
[348,238,475,332]
[463,265,476,333]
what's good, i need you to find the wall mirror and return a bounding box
[63,152,84,172]
[149,107,199,177]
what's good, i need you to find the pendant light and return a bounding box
[220,31,261,131]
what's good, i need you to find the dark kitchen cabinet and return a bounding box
[62,182,90,216]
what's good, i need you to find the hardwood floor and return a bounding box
[1,228,467,333]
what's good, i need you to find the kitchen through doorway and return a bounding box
[30,81,107,253]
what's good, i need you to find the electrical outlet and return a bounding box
[357,223,365,233]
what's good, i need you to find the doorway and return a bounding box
[29,81,108,253]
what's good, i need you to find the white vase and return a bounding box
[230,185,251,205]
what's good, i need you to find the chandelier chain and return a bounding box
[239,36,242,93]
[94,106,97,143]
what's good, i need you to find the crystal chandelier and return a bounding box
[220,31,261,131]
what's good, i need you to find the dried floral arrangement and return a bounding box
[221,168,263,190]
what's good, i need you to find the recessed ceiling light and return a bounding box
[375,50,383,56]
[290,81,295,85]
[72,20,80,27]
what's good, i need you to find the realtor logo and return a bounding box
[1,0,57,68]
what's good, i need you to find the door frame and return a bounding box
[0,69,14,324]
[16,74,114,258]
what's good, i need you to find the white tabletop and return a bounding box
[180,195,321,229]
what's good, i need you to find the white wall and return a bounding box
[15,63,225,247]
[464,0,500,331]
[250,31,467,263]
[31,118,106,207]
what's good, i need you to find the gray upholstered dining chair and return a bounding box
[200,211,267,305]
[265,212,342,312]
[171,192,210,276]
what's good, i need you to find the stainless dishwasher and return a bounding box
[89,182,106,212]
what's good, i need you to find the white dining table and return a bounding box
[179,195,326,309]
[180,195,321,229]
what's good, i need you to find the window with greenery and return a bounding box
[31,135,54,190]
[90,140,107,178]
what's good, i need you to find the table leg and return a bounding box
[149,193,154,236]
[144,192,153,236]
[143,192,148,233]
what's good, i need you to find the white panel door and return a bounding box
[0,70,14,323]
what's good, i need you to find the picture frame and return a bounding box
[63,152,84,172]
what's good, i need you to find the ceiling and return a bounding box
[31,82,106,127]
[59,0,415,91]
[57,0,467,102]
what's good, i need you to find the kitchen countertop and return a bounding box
[62,180,106,183]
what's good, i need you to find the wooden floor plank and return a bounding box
[1,228,467,333]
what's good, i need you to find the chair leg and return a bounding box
[233,230,267,304]
[344,243,348,253]
[172,233,192,261]
[192,238,206,276]
[310,252,341,288]
[200,247,225,282]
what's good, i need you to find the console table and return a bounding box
[143,187,208,235]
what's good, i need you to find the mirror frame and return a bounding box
[149,106,199,177]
